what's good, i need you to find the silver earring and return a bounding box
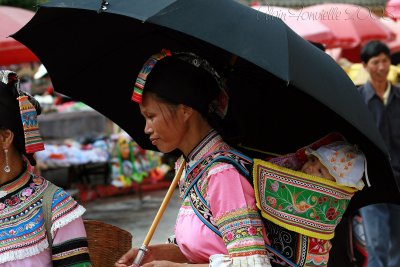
[4,149,10,173]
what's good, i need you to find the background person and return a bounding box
[358,40,400,267]
[0,70,91,267]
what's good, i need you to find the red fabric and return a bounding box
[0,6,39,66]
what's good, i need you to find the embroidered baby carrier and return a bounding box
[184,150,356,267]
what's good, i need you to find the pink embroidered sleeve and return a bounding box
[206,164,269,259]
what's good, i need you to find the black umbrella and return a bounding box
[13,0,400,212]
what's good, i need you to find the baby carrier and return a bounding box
[184,134,358,267]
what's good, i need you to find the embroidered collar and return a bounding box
[0,165,30,195]
[179,130,233,199]
[185,129,223,163]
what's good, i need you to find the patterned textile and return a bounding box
[132,49,172,103]
[0,166,89,266]
[52,238,91,267]
[215,207,266,257]
[253,159,356,240]
[17,95,44,153]
[132,49,229,119]
[263,219,308,266]
[175,130,271,265]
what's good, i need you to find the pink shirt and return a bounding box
[174,130,270,266]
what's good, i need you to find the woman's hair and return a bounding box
[0,72,42,166]
[360,41,391,63]
[144,56,223,131]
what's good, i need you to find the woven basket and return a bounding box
[84,220,132,267]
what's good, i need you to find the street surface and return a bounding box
[83,188,180,248]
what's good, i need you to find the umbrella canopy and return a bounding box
[252,5,337,47]
[336,18,400,63]
[302,3,396,49]
[0,6,39,66]
[386,0,400,21]
[380,18,400,54]
[13,0,400,211]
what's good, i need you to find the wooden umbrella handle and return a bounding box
[131,161,185,266]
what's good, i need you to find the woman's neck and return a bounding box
[0,149,24,185]
[180,118,212,158]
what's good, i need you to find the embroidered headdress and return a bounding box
[0,70,45,156]
[132,49,229,119]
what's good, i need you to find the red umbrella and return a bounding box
[386,0,400,21]
[380,18,400,54]
[302,3,396,49]
[338,18,400,63]
[253,5,337,47]
[0,6,38,66]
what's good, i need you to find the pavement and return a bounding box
[82,188,180,248]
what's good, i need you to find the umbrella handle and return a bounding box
[130,161,185,266]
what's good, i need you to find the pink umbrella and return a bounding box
[386,0,400,21]
[0,6,38,66]
[253,5,337,47]
[380,18,400,54]
[302,3,396,49]
[331,18,400,63]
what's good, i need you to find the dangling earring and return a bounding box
[4,149,10,173]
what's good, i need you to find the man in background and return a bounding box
[358,40,400,267]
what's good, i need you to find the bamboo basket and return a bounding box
[84,220,132,267]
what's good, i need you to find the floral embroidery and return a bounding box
[22,188,33,197]
[254,160,356,240]
[270,181,279,192]
[304,238,331,266]
[248,226,257,235]
[215,207,266,257]
[0,167,86,264]
[267,196,276,208]
[308,238,331,254]
[1,176,44,210]
[226,231,235,241]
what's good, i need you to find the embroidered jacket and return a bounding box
[174,130,271,267]
[0,166,91,266]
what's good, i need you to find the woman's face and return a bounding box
[139,93,187,153]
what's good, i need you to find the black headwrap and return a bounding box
[145,56,220,116]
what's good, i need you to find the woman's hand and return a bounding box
[115,247,155,267]
[141,261,185,267]
[115,244,188,267]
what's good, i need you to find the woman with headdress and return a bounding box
[0,70,91,266]
[115,50,272,267]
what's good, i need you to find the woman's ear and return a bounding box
[180,104,194,122]
[0,129,14,149]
